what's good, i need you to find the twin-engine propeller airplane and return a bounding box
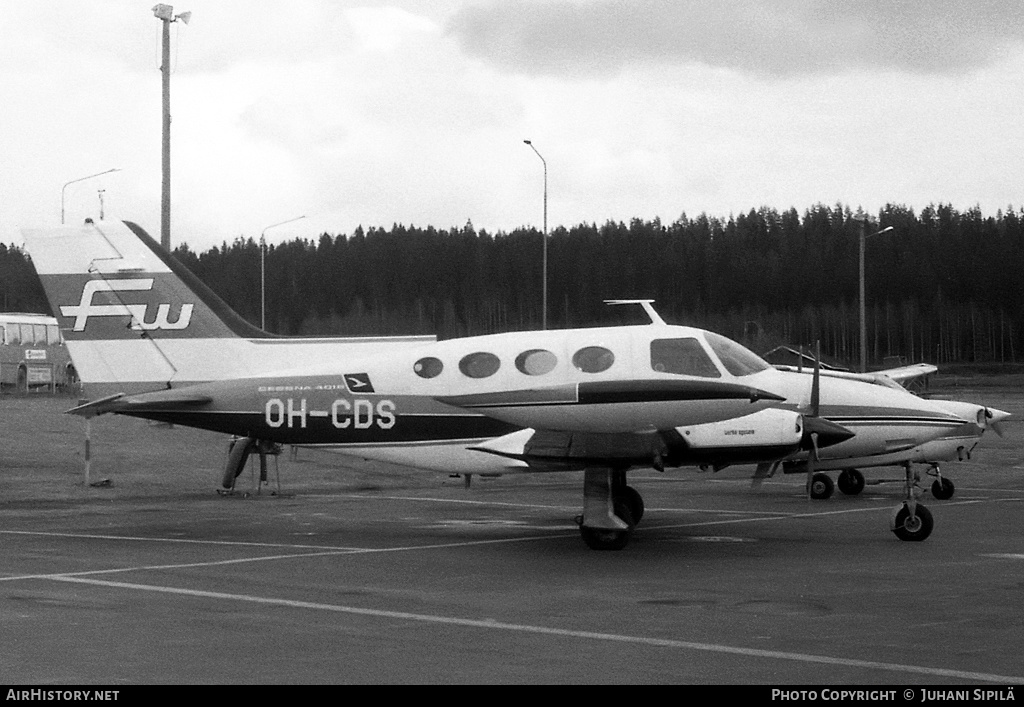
[22,220,1007,550]
[752,364,1008,502]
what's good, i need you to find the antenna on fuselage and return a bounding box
[603,299,666,326]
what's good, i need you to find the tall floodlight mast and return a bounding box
[152,4,191,250]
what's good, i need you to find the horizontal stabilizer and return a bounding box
[66,393,127,418]
[66,388,212,418]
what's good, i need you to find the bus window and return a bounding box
[33,324,47,345]
[46,325,61,345]
[0,325,6,345]
[10,325,22,345]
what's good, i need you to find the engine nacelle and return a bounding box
[676,408,804,452]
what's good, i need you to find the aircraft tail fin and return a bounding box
[21,220,269,396]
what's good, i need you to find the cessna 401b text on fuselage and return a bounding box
[21,221,1007,550]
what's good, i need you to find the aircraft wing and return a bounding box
[872,363,937,385]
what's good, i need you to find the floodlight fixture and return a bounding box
[523,139,548,330]
[152,4,173,21]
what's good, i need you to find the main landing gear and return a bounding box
[578,468,645,550]
[831,465,954,501]
[927,464,955,500]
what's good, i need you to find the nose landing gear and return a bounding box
[890,462,934,541]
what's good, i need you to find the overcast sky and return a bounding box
[3,0,1023,251]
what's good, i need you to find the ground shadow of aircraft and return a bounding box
[22,221,1007,549]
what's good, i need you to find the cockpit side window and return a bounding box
[650,338,721,378]
[704,332,771,377]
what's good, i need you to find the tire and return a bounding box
[837,469,865,496]
[579,501,634,551]
[809,472,835,500]
[891,503,934,542]
[931,478,955,500]
[621,485,645,524]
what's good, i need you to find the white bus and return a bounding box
[0,313,77,393]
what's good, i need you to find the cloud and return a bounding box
[448,0,1024,77]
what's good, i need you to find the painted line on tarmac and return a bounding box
[982,553,1024,560]
[320,493,580,511]
[0,532,576,583]
[0,529,367,552]
[39,574,1024,684]
[641,498,992,530]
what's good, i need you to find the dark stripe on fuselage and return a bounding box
[122,409,520,445]
[440,379,767,409]
[577,379,764,405]
[827,416,967,427]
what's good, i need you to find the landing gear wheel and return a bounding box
[579,501,634,551]
[621,485,645,525]
[809,473,834,500]
[837,469,865,496]
[931,477,955,500]
[890,503,934,542]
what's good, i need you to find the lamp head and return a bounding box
[523,139,532,145]
[176,10,191,24]
[152,4,174,21]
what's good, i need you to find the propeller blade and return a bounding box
[805,432,818,499]
[751,461,777,489]
[810,341,821,418]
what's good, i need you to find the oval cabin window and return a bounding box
[515,349,558,376]
[459,352,501,379]
[413,357,444,379]
[572,346,615,373]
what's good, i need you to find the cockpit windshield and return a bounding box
[704,332,771,377]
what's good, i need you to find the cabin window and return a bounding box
[572,346,615,373]
[650,338,721,378]
[459,352,501,379]
[413,356,444,379]
[515,349,558,376]
[704,332,771,377]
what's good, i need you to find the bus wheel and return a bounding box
[65,365,79,392]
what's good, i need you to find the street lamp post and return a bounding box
[152,4,191,250]
[261,215,306,331]
[523,140,548,330]
[859,221,894,372]
[61,168,120,224]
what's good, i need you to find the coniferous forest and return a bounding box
[4,202,1024,369]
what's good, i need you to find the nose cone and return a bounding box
[986,407,1011,437]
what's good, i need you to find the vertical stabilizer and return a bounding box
[22,221,266,396]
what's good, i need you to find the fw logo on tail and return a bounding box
[61,279,194,332]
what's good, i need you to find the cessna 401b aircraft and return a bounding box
[22,220,1005,550]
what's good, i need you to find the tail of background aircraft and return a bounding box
[22,221,432,398]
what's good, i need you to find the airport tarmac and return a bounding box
[2,393,1024,685]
